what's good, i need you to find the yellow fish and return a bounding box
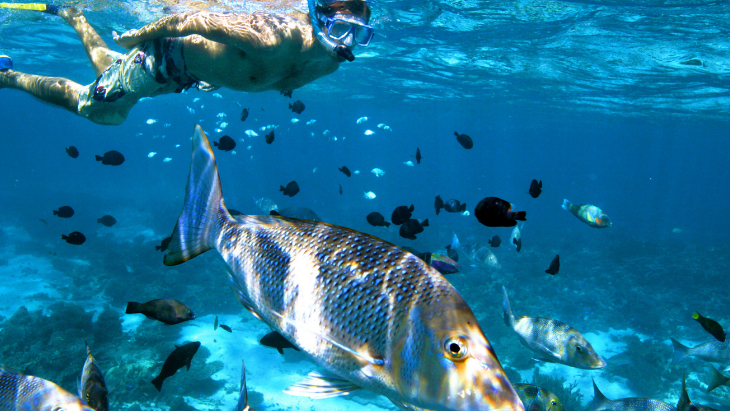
[164,125,523,411]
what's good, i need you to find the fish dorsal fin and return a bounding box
[284,372,360,399]
[236,360,249,411]
[270,311,384,366]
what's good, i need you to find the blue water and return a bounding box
[1,0,730,410]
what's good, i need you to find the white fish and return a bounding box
[146,119,157,124]
[363,191,376,199]
[313,168,318,173]
[306,119,317,125]
[403,161,414,167]
[200,105,205,109]
[164,123,172,127]
[217,112,227,118]
[213,93,223,98]
[291,118,300,124]
[187,106,195,114]
[193,97,201,103]
[510,224,522,250]
[219,122,228,129]
[354,170,360,175]
[175,144,180,148]
[259,126,267,132]
[462,210,470,216]
[356,116,368,124]
[215,128,223,133]
[377,123,392,131]
[364,130,375,136]
[323,130,330,135]
[163,158,172,162]
[245,130,259,137]
[371,168,385,177]
[147,152,157,158]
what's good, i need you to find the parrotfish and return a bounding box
[163,125,523,411]
[0,366,94,411]
[589,380,675,411]
[151,341,201,391]
[514,384,564,411]
[78,341,109,411]
[562,199,612,228]
[459,243,501,269]
[503,286,605,369]
[670,338,730,365]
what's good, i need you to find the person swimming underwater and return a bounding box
[0,0,373,125]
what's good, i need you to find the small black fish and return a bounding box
[545,254,560,275]
[391,204,414,225]
[265,131,275,144]
[279,181,300,197]
[125,299,196,325]
[240,108,249,121]
[416,148,422,164]
[444,199,466,213]
[529,179,542,198]
[289,100,305,115]
[488,235,501,247]
[280,90,293,98]
[339,184,343,195]
[434,195,444,215]
[445,244,459,262]
[95,150,125,166]
[151,341,201,391]
[475,197,526,227]
[512,237,522,252]
[62,231,86,245]
[366,212,391,227]
[693,312,726,343]
[66,146,79,158]
[39,218,48,225]
[219,324,232,333]
[54,206,74,218]
[97,215,116,227]
[399,218,428,240]
[454,131,473,149]
[338,166,351,177]
[214,315,218,331]
[214,135,236,151]
[156,236,172,252]
[260,331,300,354]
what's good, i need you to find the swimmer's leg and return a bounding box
[52,6,117,77]
[0,70,82,114]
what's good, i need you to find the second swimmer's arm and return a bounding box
[113,11,277,51]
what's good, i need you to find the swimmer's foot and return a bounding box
[0,55,12,72]
[0,3,66,15]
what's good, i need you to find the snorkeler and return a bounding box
[0,0,373,125]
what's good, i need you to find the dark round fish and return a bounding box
[391,204,414,225]
[454,131,473,149]
[488,235,501,247]
[66,146,79,158]
[271,207,322,222]
[240,108,249,121]
[529,179,542,198]
[416,148,422,164]
[366,212,391,227]
[338,166,351,177]
[444,199,466,213]
[214,135,236,151]
[693,312,726,343]
[399,218,428,240]
[289,100,305,114]
[95,150,124,166]
[62,231,86,245]
[125,299,196,325]
[475,197,526,227]
[260,331,300,354]
[265,131,275,144]
[280,90,293,98]
[512,237,522,252]
[280,181,300,197]
[54,206,74,218]
[151,341,201,391]
[97,215,116,227]
[156,236,172,252]
[545,254,560,275]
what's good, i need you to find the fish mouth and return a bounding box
[592,357,607,369]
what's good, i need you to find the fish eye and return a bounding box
[444,337,468,360]
[575,345,582,351]
[552,400,558,406]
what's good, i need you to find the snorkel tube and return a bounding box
[309,0,355,62]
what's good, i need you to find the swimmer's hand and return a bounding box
[112,29,140,48]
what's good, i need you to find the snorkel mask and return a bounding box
[309,0,373,62]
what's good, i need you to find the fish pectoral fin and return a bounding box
[277,347,284,355]
[283,372,360,399]
[228,284,262,320]
[390,399,434,411]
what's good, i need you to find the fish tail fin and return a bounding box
[562,199,571,211]
[385,222,391,227]
[280,185,285,192]
[163,125,232,266]
[421,219,429,227]
[95,155,103,161]
[155,245,161,251]
[514,211,527,221]
[236,360,249,411]
[502,286,515,328]
[61,234,68,240]
[454,131,459,137]
[461,203,466,212]
[451,233,460,250]
[590,380,612,410]
[213,141,219,146]
[707,365,728,393]
[671,338,691,365]
[53,210,59,216]
[125,302,141,314]
[151,376,163,391]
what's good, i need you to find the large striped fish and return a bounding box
[78,341,108,411]
[164,125,523,411]
[0,366,94,411]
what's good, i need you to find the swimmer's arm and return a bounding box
[113,11,286,51]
